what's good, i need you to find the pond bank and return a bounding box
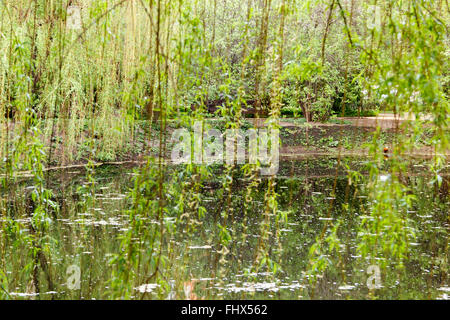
[1,115,448,170]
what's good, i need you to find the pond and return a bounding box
[0,158,448,300]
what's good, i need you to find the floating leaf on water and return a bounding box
[338,285,356,290]
[188,245,212,249]
[136,284,159,293]
[437,294,449,300]
[10,292,39,297]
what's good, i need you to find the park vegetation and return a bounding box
[0,0,448,299]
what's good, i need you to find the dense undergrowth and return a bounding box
[0,0,448,299]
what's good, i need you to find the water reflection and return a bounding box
[0,159,448,300]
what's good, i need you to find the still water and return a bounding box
[1,158,448,299]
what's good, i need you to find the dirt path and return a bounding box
[247,113,438,129]
[338,113,436,129]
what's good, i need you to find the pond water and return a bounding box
[1,158,448,300]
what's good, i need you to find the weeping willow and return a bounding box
[0,0,448,300]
